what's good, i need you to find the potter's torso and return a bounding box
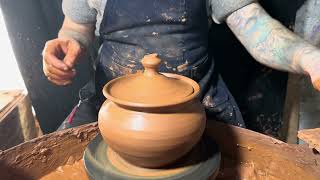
[62,0,246,127]
[98,0,212,83]
[73,0,212,37]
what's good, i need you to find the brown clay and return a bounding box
[107,147,187,177]
[98,54,206,168]
[103,54,198,107]
[40,160,88,180]
[206,121,320,180]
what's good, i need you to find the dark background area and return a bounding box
[0,0,305,134]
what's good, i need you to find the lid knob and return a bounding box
[141,54,161,77]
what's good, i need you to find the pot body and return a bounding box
[98,99,206,168]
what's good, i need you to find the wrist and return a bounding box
[299,47,320,91]
[58,29,92,49]
[298,46,320,76]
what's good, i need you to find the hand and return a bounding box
[42,38,82,86]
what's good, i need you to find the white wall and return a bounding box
[0,8,26,91]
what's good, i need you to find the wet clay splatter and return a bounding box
[41,160,88,180]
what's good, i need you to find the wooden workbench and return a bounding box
[0,90,40,150]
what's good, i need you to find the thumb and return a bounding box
[63,39,82,68]
[308,67,320,91]
[311,76,320,91]
[304,59,320,91]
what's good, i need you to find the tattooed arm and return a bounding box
[226,3,320,90]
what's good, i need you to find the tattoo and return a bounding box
[226,3,318,74]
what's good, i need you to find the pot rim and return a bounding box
[103,73,200,108]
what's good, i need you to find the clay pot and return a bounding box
[98,54,206,168]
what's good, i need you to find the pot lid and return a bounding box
[104,54,195,106]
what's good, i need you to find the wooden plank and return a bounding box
[0,90,39,150]
[280,74,301,143]
[0,90,23,119]
[298,128,320,152]
[0,90,25,150]
[0,95,14,112]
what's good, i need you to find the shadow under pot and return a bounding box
[98,54,206,168]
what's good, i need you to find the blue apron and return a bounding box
[58,0,245,130]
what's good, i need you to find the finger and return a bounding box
[48,77,72,86]
[45,70,74,81]
[64,39,82,68]
[46,65,76,79]
[43,61,75,79]
[55,38,71,54]
[44,53,71,71]
[59,40,69,54]
[308,65,320,91]
[43,40,69,71]
[312,79,320,91]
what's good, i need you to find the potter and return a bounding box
[98,54,206,168]
[41,1,320,177]
[42,0,320,131]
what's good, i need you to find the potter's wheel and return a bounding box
[83,134,221,180]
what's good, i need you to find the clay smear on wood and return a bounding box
[206,121,320,180]
[0,123,99,179]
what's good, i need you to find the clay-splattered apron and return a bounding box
[58,0,245,130]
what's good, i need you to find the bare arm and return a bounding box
[226,3,320,89]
